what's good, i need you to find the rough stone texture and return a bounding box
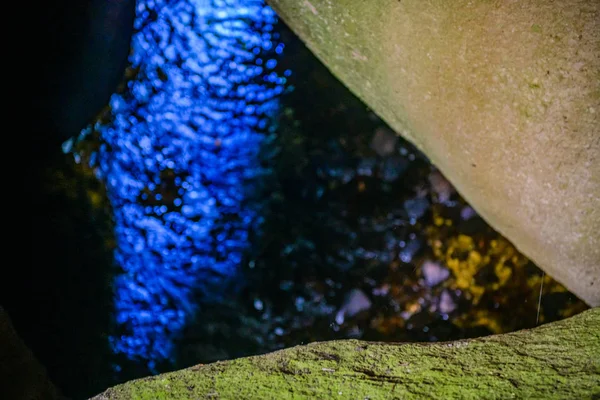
[265,0,600,306]
[91,308,600,399]
[0,307,64,400]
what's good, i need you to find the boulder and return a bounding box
[92,308,600,399]
[266,0,599,306]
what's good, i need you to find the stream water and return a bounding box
[11,1,588,399]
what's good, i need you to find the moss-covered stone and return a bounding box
[264,0,600,306]
[92,307,599,399]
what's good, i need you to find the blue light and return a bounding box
[87,0,285,371]
[266,59,277,69]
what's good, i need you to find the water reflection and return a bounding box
[10,1,587,398]
[87,0,286,371]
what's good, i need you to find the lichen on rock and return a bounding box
[91,307,600,399]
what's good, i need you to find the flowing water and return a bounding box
[10,1,588,398]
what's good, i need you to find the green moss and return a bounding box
[92,308,600,399]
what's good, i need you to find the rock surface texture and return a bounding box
[265,0,599,306]
[92,308,600,399]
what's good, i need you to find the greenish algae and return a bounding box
[531,24,542,33]
[92,308,600,399]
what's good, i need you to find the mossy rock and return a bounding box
[92,308,599,399]
[265,0,600,306]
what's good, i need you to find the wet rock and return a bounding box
[421,260,450,287]
[335,289,372,325]
[428,170,454,204]
[399,238,421,263]
[460,206,477,221]
[404,197,430,220]
[370,127,398,157]
[439,290,457,314]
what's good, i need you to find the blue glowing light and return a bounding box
[89,0,285,370]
